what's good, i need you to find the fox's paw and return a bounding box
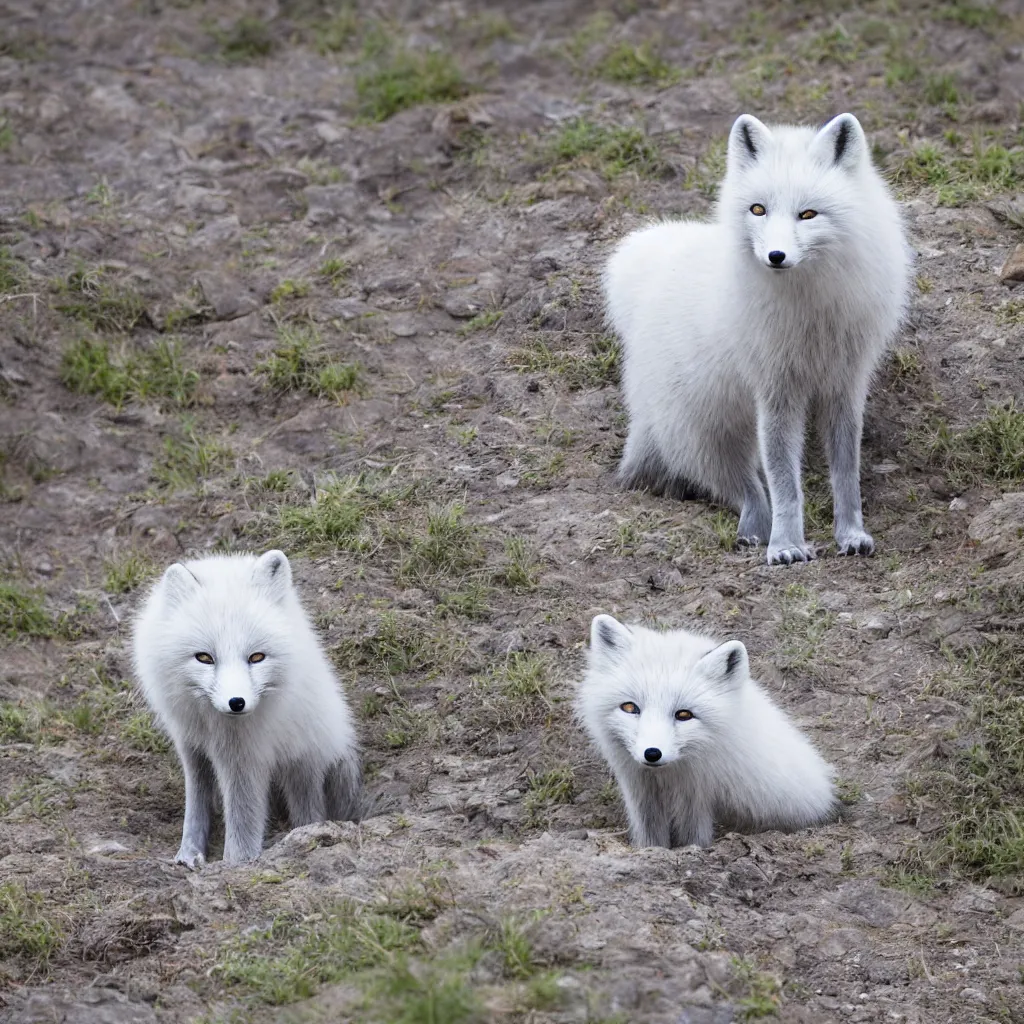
[736,532,766,549]
[835,529,875,557]
[174,846,206,870]
[766,541,816,566]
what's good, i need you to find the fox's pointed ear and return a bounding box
[727,114,773,169]
[253,550,292,600]
[589,614,632,665]
[811,113,866,171]
[694,640,748,691]
[162,563,200,606]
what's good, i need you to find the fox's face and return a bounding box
[585,615,748,768]
[720,113,869,271]
[157,551,295,717]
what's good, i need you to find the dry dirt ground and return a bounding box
[3,1,1024,1021]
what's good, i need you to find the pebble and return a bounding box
[998,243,1024,283]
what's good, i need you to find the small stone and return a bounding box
[315,123,344,143]
[389,314,417,338]
[871,461,900,475]
[88,841,130,856]
[949,497,969,512]
[563,829,588,840]
[959,988,986,1004]
[196,272,259,321]
[496,472,519,489]
[443,292,482,318]
[861,616,893,639]
[999,243,1024,283]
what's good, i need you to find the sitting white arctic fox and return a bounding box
[577,615,837,848]
[605,112,911,565]
[133,550,361,867]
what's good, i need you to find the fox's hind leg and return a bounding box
[282,761,327,827]
[176,746,216,869]
[736,472,771,548]
[618,427,699,500]
[325,753,362,822]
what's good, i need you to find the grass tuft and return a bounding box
[594,42,677,86]
[103,551,157,594]
[923,401,1024,489]
[256,324,363,402]
[0,580,54,640]
[61,336,198,410]
[546,119,669,180]
[55,266,146,333]
[507,335,619,390]
[356,49,468,122]
[0,882,63,966]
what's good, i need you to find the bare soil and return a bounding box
[3,1,1024,1022]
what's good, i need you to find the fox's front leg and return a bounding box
[175,746,216,869]
[757,396,815,566]
[219,762,270,865]
[620,773,671,848]
[282,761,327,827]
[819,384,874,556]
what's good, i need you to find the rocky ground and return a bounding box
[3,1,1024,1021]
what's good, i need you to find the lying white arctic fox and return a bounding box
[577,615,837,848]
[605,112,911,565]
[133,550,360,867]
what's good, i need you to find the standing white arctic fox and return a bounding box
[576,615,837,848]
[133,550,361,867]
[605,113,911,565]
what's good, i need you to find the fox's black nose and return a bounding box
[228,697,246,713]
[644,747,662,763]
[768,250,786,266]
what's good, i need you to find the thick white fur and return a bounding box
[132,550,360,867]
[576,615,837,848]
[605,113,912,565]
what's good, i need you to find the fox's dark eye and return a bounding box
[195,652,214,665]
[750,203,766,216]
[675,709,694,721]
[620,702,640,715]
[248,652,266,664]
[799,209,818,220]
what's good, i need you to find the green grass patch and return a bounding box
[103,551,157,595]
[0,580,54,640]
[121,712,171,753]
[546,119,669,180]
[215,16,276,62]
[922,400,1024,489]
[0,247,24,294]
[458,310,503,335]
[891,135,1024,206]
[0,882,63,967]
[61,336,198,410]
[269,278,310,304]
[334,612,464,678]
[905,638,1024,886]
[594,42,677,86]
[213,904,420,1006]
[732,957,783,1019]
[935,1,1007,31]
[507,335,619,390]
[684,136,727,200]
[319,257,350,287]
[523,766,576,822]
[256,324,363,402]
[394,503,484,587]
[499,536,542,592]
[55,266,146,333]
[777,584,836,674]
[356,48,468,122]
[151,422,233,491]
[274,472,412,554]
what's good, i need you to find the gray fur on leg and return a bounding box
[758,398,816,565]
[219,763,270,864]
[818,389,874,556]
[176,746,216,869]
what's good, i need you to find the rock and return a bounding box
[860,615,893,639]
[15,987,157,1023]
[389,313,418,338]
[443,290,484,318]
[998,243,1024,283]
[196,271,259,321]
[959,988,987,1004]
[88,841,130,856]
[967,492,1024,565]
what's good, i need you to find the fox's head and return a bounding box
[718,112,871,272]
[155,550,296,717]
[585,615,749,768]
